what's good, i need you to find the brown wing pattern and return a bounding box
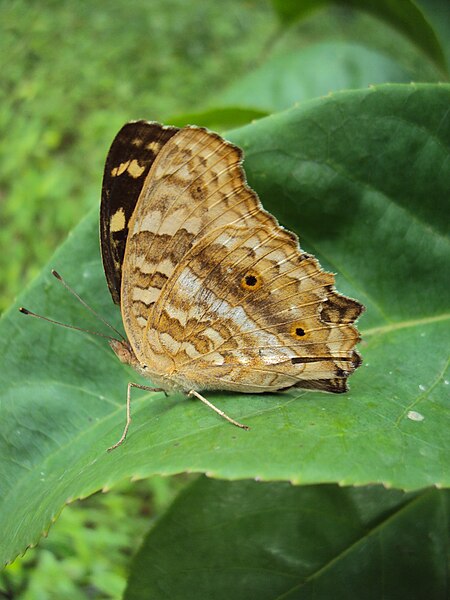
[120,126,363,392]
[146,225,362,392]
[100,121,178,304]
[121,127,286,358]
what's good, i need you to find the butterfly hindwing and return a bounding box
[100,121,179,304]
[147,224,362,393]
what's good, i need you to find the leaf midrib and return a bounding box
[362,312,449,337]
[275,489,433,600]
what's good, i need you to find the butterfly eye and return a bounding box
[240,271,262,291]
[290,323,307,339]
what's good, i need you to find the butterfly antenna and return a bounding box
[19,307,116,341]
[51,270,126,341]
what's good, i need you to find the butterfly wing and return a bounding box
[121,126,286,360]
[147,224,362,393]
[100,121,178,304]
[120,125,363,391]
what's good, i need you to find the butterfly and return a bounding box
[100,120,364,450]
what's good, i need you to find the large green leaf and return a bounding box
[219,41,413,112]
[1,84,449,565]
[270,0,448,76]
[166,107,269,131]
[125,477,449,600]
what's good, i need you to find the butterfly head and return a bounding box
[109,337,177,391]
[110,338,141,369]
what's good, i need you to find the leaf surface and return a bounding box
[270,0,448,76]
[1,83,449,565]
[220,42,413,112]
[166,107,269,131]
[125,477,449,600]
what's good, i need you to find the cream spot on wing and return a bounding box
[212,298,248,326]
[111,163,128,177]
[261,352,291,366]
[177,164,192,180]
[232,350,250,365]
[137,316,147,328]
[214,230,237,249]
[146,141,161,152]
[154,258,175,278]
[243,233,264,250]
[203,327,225,346]
[132,286,161,305]
[110,208,126,233]
[154,162,171,179]
[177,268,203,297]
[165,304,188,327]
[160,332,180,355]
[127,159,146,178]
[138,210,163,233]
[159,208,188,235]
[134,254,159,274]
[183,215,202,234]
[207,352,225,366]
[184,342,201,359]
[111,159,145,178]
[266,249,288,266]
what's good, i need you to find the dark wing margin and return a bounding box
[100,120,179,304]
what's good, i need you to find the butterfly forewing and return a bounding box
[121,127,288,360]
[100,121,178,304]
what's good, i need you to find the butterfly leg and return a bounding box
[107,382,165,452]
[188,390,250,430]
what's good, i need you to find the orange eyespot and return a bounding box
[290,322,307,339]
[240,271,262,291]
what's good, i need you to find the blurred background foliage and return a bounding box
[0,0,448,597]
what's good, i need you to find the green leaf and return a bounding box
[166,107,269,131]
[1,83,449,565]
[125,477,449,599]
[270,0,448,76]
[219,42,413,112]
